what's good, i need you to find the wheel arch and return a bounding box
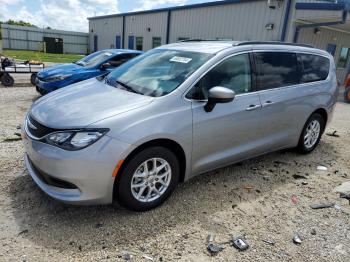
[312,108,328,131]
[113,138,187,199]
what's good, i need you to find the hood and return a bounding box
[30,78,154,128]
[37,63,84,78]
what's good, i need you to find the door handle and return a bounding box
[262,100,275,107]
[246,104,262,111]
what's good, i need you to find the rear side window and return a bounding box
[299,54,330,83]
[254,52,299,90]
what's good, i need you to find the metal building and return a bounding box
[88,0,350,81]
[1,24,89,54]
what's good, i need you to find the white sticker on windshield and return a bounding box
[170,56,192,64]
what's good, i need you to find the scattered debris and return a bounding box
[17,229,28,236]
[293,174,307,180]
[317,166,328,171]
[1,137,22,142]
[311,229,316,235]
[95,223,103,228]
[334,204,342,211]
[121,252,133,261]
[207,243,225,256]
[262,239,276,246]
[16,124,21,130]
[302,181,308,185]
[206,235,225,256]
[326,131,339,138]
[206,235,224,254]
[142,254,154,261]
[244,185,253,191]
[334,182,350,204]
[291,195,298,205]
[340,194,350,205]
[14,132,21,137]
[310,203,335,209]
[231,237,249,251]
[334,181,350,195]
[293,233,302,245]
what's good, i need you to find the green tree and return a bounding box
[0,19,37,27]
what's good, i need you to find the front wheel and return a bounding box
[30,73,37,86]
[116,147,180,211]
[297,113,325,154]
[344,87,350,103]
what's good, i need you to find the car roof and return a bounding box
[157,40,329,56]
[158,41,238,54]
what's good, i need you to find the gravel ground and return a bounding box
[0,75,350,262]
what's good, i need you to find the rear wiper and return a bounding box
[115,80,143,95]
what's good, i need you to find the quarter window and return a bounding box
[188,53,252,100]
[337,47,349,68]
[152,37,162,48]
[299,54,330,83]
[136,37,143,51]
[255,52,299,90]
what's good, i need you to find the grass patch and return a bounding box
[2,50,84,63]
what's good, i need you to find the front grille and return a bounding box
[27,115,57,139]
[29,158,78,189]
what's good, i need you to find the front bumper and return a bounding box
[23,131,133,205]
[35,77,70,94]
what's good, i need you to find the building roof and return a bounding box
[87,0,262,20]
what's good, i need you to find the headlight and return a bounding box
[45,74,72,82]
[44,129,109,150]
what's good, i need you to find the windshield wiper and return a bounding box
[115,80,143,95]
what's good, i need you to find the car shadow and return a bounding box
[8,140,337,252]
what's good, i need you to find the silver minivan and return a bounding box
[22,41,338,211]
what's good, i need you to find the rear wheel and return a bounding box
[0,73,14,87]
[297,113,325,154]
[116,147,179,211]
[344,87,350,103]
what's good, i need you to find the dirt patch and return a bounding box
[0,81,350,261]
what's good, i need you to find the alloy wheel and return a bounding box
[304,120,321,149]
[130,158,172,203]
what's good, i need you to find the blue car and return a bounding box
[35,49,143,95]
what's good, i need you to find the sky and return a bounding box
[0,0,219,32]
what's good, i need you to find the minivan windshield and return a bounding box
[75,51,114,68]
[105,49,213,97]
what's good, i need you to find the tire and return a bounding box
[297,113,325,154]
[0,73,14,87]
[344,87,350,103]
[116,147,180,211]
[30,73,37,86]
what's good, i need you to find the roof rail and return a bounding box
[179,39,230,42]
[179,39,206,42]
[235,41,314,48]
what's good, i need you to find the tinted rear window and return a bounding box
[255,52,300,90]
[299,54,330,83]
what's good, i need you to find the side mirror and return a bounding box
[101,62,112,70]
[204,86,235,112]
